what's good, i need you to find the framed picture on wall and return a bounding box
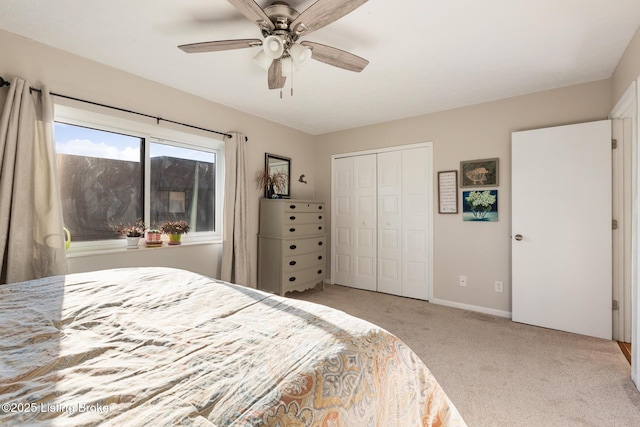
[438,170,458,214]
[460,157,499,187]
[462,189,498,221]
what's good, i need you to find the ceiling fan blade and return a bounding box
[227,0,275,32]
[301,41,369,72]
[290,0,368,36]
[268,60,287,90]
[179,39,262,53]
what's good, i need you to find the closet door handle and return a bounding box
[289,228,296,232]
[290,245,297,250]
[290,205,296,209]
[289,277,296,282]
[290,216,296,220]
[289,261,296,266]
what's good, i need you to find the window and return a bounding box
[54,105,224,252]
[149,142,216,233]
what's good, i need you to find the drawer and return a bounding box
[282,265,324,288]
[282,223,325,237]
[284,236,325,256]
[284,202,324,213]
[284,252,325,272]
[283,212,325,225]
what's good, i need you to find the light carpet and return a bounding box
[290,284,640,426]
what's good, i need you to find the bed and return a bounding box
[0,267,465,426]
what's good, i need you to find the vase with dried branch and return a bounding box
[255,167,288,198]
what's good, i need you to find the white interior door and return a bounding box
[512,120,612,340]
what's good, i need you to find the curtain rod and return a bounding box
[0,76,232,139]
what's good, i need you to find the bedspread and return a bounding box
[0,267,465,426]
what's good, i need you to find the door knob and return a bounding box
[514,234,523,241]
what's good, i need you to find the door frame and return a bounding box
[330,142,434,301]
[610,79,639,390]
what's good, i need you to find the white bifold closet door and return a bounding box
[332,146,431,300]
[334,154,377,291]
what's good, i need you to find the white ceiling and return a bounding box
[1,0,640,135]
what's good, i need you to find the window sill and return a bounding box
[66,239,222,258]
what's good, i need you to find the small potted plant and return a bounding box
[145,229,163,246]
[110,219,145,249]
[160,220,190,245]
[255,167,288,198]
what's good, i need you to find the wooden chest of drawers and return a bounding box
[258,199,325,296]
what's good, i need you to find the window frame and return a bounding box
[55,104,224,255]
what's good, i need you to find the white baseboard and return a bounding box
[431,298,512,319]
[324,279,512,319]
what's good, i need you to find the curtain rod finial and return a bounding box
[0,76,10,88]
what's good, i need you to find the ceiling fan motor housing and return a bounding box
[264,2,300,28]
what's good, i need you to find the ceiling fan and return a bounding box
[178,0,369,90]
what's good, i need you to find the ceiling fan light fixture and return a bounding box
[263,35,285,59]
[253,50,273,70]
[289,43,312,67]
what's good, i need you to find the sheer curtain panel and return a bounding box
[221,133,255,287]
[0,77,67,284]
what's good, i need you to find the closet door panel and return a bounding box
[377,151,403,295]
[353,155,377,291]
[333,157,354,286]
[402,148,430,300]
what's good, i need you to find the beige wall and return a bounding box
[315,80,611,314]
[0,29,316,281]
[612,25,640,106]
[3,24,639,315]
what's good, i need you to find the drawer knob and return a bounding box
[290,245,297,250]
[318,241,323,246]
[289,261,296,266]
[318,226,322,230]
[289,228,296,232]
[318,215,323,220]
[318,206,323,210]
[290,216,296,220]
[318,255,323,260]
[290,205,296,209]
[317,270,322,274]
[289,277,296,282]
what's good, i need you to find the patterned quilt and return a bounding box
[0,267,465,426]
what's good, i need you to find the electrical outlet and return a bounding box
[494,281,504,292]
[459,275,467,287]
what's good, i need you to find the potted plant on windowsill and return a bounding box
[145,229,163,247]
[255,167,288,198]
[110,219,145,249]
[160,220,190,245]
